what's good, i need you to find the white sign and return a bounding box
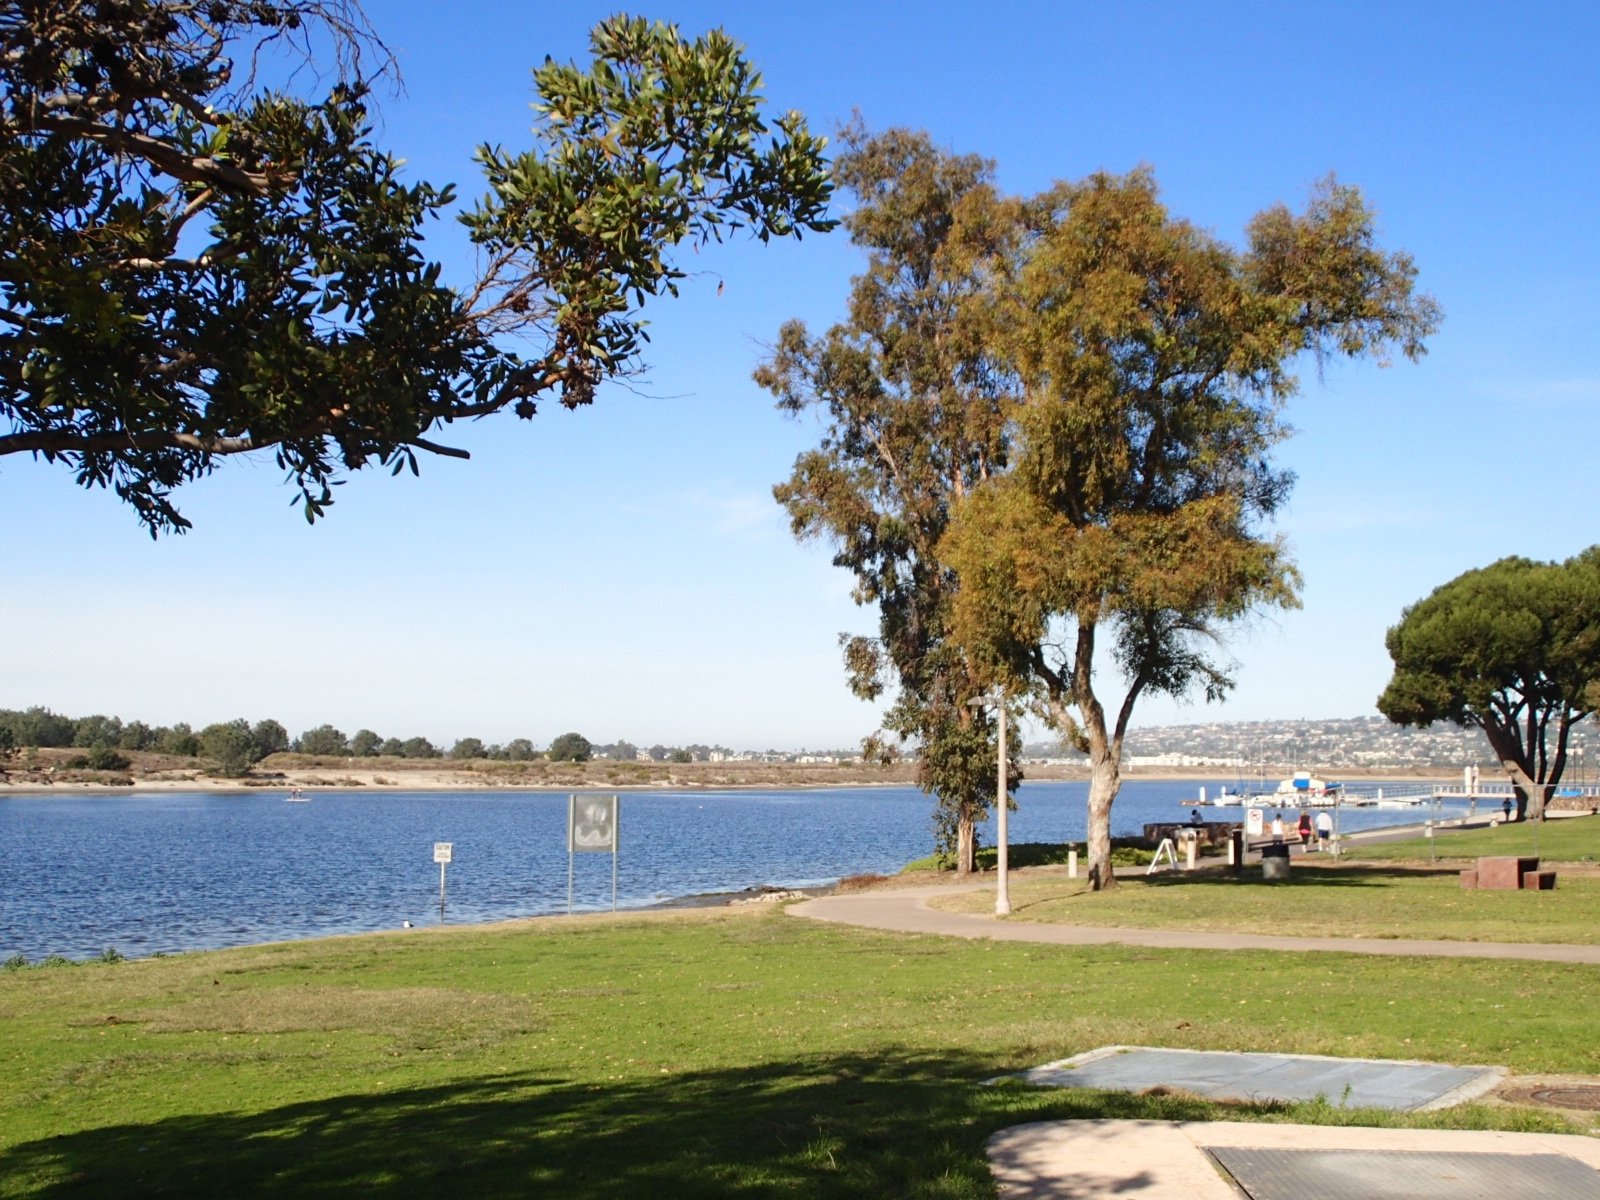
[1246,808,1264,837]
[433,842,453,864]
[568,794,618,853]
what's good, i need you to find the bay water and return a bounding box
[0,781,1459,961]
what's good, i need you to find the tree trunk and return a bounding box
[1086,752,1120,891]
[955,810,976,875]
[1501,759,1547,821]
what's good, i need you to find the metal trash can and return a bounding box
[1261,841,1291,882]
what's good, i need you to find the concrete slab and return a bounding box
[1011,1045,1505,1111]
[987,1121,1600,1200]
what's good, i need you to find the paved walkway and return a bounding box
[788,882,1600,963]
[986,1121,1600,1199]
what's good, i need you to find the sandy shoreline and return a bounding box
[0,762,1456,797]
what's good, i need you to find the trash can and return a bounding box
[1261,841,1291,882]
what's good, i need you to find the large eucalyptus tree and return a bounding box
[941,171,1440,889]
[756,126,1017,873]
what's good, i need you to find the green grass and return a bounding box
[933,860,1600,943]
[902,841,1153,873]
[2,907,1596,1198]
[1345,812,1600,863]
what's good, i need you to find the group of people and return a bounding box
[1271,808,1334,850]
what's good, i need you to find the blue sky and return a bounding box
[5,1,1597,751]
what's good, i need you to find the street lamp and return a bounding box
[969,689,1010,915]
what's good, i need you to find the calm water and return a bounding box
[0,781,1460,961]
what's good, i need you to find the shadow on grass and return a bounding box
[1134,862,1465,889]
[0,1050,1254,1199]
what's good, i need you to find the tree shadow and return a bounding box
[1135,861,1467,889]
[0,1049,1250,1199]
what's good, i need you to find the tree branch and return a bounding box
[29,114,293,195]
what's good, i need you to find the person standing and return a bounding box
[1296,811,1313,847]
[1271,812,1285,842]
[1315,808,1333,851]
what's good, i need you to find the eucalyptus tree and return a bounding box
[0,3,833,533]
[757,126,1017,873]
[941,170,1440,889]
[1378,548,1600,819]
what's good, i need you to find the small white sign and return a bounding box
[433,841,453,864]
[1246,808,1264,837]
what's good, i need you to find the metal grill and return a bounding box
[1204,1147,1600,1199]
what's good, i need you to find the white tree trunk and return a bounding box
[1086,752,1120,890]
[956,812,976,875]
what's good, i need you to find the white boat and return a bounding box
[1273,771,1343,805]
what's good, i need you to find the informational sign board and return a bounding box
[433,841,453,864]
[568,795,618,853]
[1246,808,1264,837]
[567,794,620,914]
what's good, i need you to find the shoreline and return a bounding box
[0,765,1459,797]
[4,805,1539,964]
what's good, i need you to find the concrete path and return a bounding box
[986,1121,1600,1199]
[788,883,1600,964]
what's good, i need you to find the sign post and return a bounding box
[433,841,453,913]
[567,795,619,914]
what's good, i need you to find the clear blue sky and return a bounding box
[5,1,1597,751]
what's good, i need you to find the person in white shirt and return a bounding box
[1315,809,1333,850]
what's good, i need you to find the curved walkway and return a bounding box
[788,883,1600,964]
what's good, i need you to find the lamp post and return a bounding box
[969,689,1010,915]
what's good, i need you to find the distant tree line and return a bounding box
[0,708,733,776]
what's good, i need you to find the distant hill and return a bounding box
[1025,715,1514,773]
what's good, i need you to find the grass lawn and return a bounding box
[2,906,1597,1198]
[1345,811,1600,863]
[931,860,1600,944]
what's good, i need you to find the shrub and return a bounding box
[67,746,131,771]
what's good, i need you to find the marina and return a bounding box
[1192,769,1600,812]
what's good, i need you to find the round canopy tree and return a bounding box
[1378,548,1600,819]
[547,732,592,763]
